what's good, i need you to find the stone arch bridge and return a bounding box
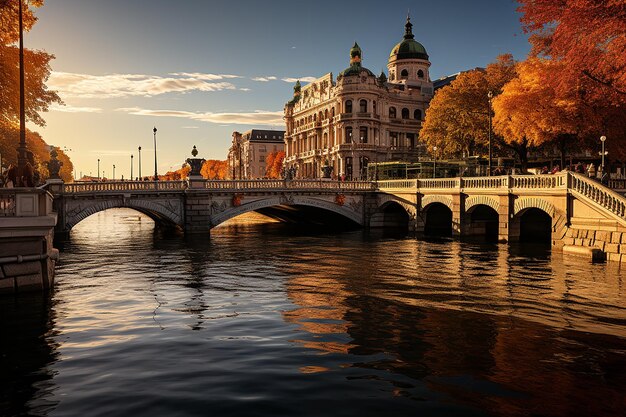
[47,172,626,263]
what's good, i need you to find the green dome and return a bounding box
[389,15,429,61]
[390,39,429,61]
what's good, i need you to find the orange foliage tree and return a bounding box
[0,0,67,180]
[265,150,285,178]
[419,55,517,158]
[201,160,228,179]
[492,58,596,170]
[517,0,626,105]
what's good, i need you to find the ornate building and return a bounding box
[284,16,434,179]
[227,129,285,179]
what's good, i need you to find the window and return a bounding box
[414,109,422,120]
[389,107,396,118]
[417,69,424,79]
[401,69,408,79]
[345,127,353,143]
[259,146,266,152]
[359,99,367,113]
[260,156,265,162]
[390,72,395,81]
[373,101,377,115]
[359,127,368,144]
[345,100,353,113]
[402,108,409,119]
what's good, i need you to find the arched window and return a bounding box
[389,107,396,118]
[345,100,353,113]
[359,99,367,113]
[373,101,377,115]
[401,69,408,79]
[402,108,409,119]
[313,114,316,121]
[417,69,424,79]
[331,107,336,117]
[345,127,353,143]
[414,109,422,120]
[359,127,368,143]
[390,72,395,81]
[324,109,329,119]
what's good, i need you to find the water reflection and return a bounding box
[1,208,625,417]
[0,294,59,416]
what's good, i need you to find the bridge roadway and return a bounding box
[48,172,626,263]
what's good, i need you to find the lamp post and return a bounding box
[130,154,134,180]
[112,164,115,180]
[97,158,100,180]
[16,0,28,186]
[487,91,493,177]
[600,135,608,181]
[433,146,437,178]
[138,146,142,179]
[153,127,158,180]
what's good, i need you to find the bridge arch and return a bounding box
[511,197,567,242]
[465,195,500,214]
[63,198,183,231]
[209,195,364,228]
[421,195,453,212]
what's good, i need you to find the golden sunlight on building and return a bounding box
[284,16,433,179]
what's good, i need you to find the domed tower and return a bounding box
[387,14,432,88]
[338,42,375,78]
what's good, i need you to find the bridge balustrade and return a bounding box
[419,178,461,189]
[203,179,375,191]
[510,174,567,189]
[570,173,626,219]
[0,189,53,217]
[462,177,507,189]
[63,181,186,193]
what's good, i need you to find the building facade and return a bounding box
[283,16,434,179]
[227,129,285,179]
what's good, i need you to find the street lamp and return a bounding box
[112,164,115,180]
[131,154,134,180]
[153,127,158,180]
[433,146,437,178]
[16,0,28,186]
[97,158,100,180]
[138,146,142,179]
[600,135,608,179]
[487,90,493,177]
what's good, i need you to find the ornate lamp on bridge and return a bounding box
[433,146,437,178]
[600,135,608,183]
[138,146,142,179]
[153,127,158,180]
[97,158,100,180]
[487,90,493,177]
[130,154,134,180]
[186,145,206,189]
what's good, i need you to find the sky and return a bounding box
[25,0,531,180]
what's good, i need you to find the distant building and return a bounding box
[283,16,434,179]
[433,67,484,91]
[227,129,285,179]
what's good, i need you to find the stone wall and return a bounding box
[562,228,626,263]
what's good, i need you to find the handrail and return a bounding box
[569,172,626,221]
[63,180,186,193]
[203,179,376,191]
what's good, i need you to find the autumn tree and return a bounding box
[419,55,517,159]
[517,0,626,105]
[201,160,228,179]
[0,1,65,179]
[265,150,285,178]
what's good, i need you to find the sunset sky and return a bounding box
[26,0,531,179]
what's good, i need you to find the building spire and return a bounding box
[350,42,362,66]
[404,13,414,40]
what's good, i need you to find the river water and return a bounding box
[2,208,626,417]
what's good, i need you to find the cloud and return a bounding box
[239,88,251,92]
[181,126,200,129]
[49,71,238,99]
[282,76,317,83]
[251,76,277,82]
[169,72,242,80]
[116,107,284,126]
[49,104,103,113]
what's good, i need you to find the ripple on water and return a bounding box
[2,208,626,417]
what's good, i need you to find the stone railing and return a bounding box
[510,173,567,189]
[0,188,53,217]
[376,173,569,191]
[63,180,186,193]
[462,176,508,189]
[203,179,376,191]
[419,178,461,189]
[569,173,626,220]
[375,179,417,190]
